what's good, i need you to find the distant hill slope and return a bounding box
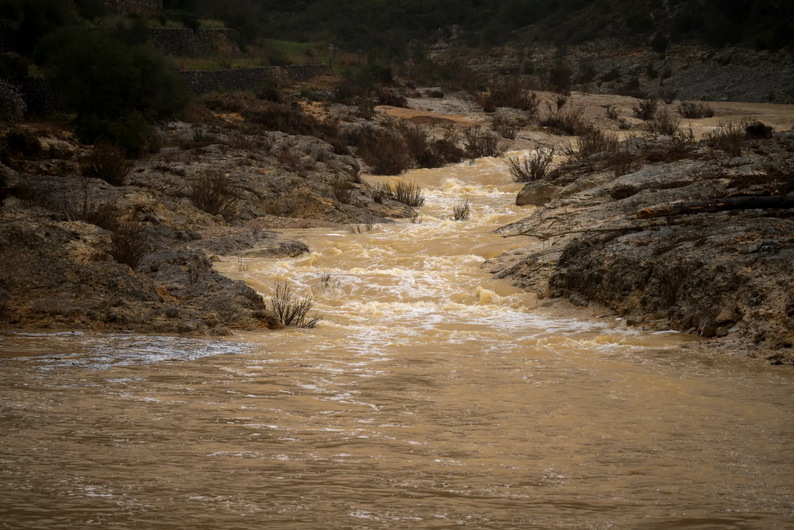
[183,0,792,54]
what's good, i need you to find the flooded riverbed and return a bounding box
[0,157,792,529]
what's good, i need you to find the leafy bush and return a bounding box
[189,171,240,219]
[744,120,773,139]
[0,80,26,123]
[80,140,132,186]
[678,101,715,119]
[271,282,320,328]
[505,148,555,182]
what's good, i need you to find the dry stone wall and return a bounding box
[103,0,162,16]
[148,28,239,56]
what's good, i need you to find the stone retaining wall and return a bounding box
[181,65,331,94]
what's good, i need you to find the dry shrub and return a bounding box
[633,98,659,120]
[397,123,464,168]
[505,148,555,182]
[706,122,745,157]
[81,140,133,186]
[271,282,320,328]
[431,127,465,164]
[484,78,540,117]
[647,111,681,136]
[65,200,119,232]
[540,105,587,136]
[492,115,521,139]
[678,101,715,119]
[670,128,696,153]
[377,180,425,207]
[605,105,619,120]
[110,220,149,270]
[463,127,508,159]
[452,199,471,221]
[565,128,618,161]
[604,147,638,177]
[189,171,240,219]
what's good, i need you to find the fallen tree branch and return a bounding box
[636,195,793,219]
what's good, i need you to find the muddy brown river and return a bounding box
[0,158,792,529]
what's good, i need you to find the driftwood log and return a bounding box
[636,195,793,219]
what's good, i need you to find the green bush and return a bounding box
[37,27,190,154]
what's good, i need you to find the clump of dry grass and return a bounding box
[188,171,240,219]
[505,148,555,182]
[270,282,320,328]
[540,101,588,136]
[377,179,426,207]
[565,128,618,161]
[81,140,133,186]
[647,110,681,136]
[463,127,508,159]
[633,98,659,120]
[110,220,149,270]
[705,121,745,157]
[452,199,471,221]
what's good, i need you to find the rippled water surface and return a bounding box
[0,157,792,529]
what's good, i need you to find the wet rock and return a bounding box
[164,306,180,319]
[516,182,563,206]
[241,241,310,259]
[178,320,203,333]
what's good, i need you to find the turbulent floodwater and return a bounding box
[0,157,792,529]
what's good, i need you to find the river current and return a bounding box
[0,157,792,529]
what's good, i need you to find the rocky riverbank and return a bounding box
[0,118,413,335]
[490,131,794,362]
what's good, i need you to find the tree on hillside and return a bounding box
[35,27,191,154]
